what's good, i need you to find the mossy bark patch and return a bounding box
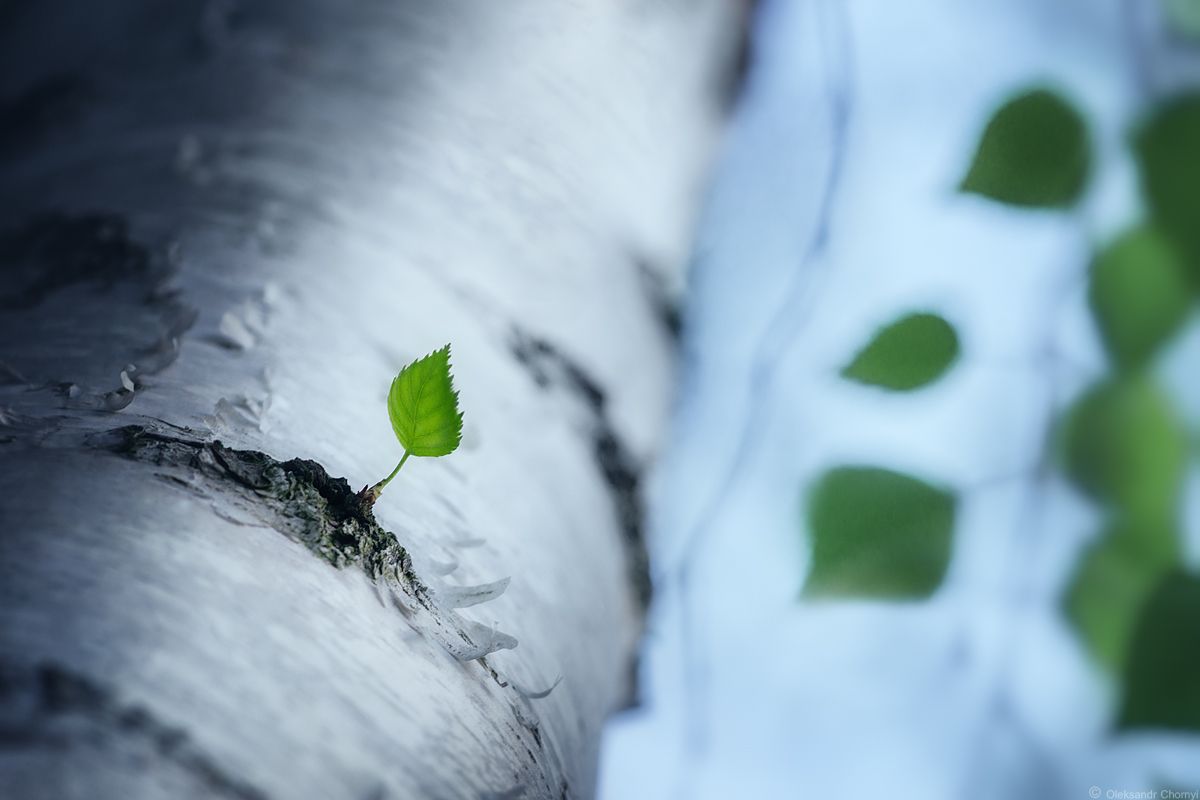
[93,425,425,600]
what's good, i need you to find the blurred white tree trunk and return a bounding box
[0,2,739,797]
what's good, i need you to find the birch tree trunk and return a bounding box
[0,3,738,797]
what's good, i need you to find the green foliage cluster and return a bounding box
[1052,91,1200,733]
[802,84,1200,733]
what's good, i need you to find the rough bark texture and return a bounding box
[0,2,739,797]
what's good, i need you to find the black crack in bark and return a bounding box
[87,425,517,662]
[508,329,651,608]
[0,659,269,800]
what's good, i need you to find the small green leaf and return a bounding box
[1060,376,1186,522]
[1065,516,1180,671]
[387,344,463,458]
[1089,225,1192,369]
[841,312,959,391]
[960,88,1090,208]
[803,467,956,600]
[1134,93,1200,278]
[1117,571,1200,732]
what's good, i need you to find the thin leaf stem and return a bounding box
[371,450,411,497]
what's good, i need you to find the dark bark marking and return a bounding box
[635,257,683,341]
[0,74,93,160]
[0,213,196,413]
[507,328,651,608]
[0,660,270,800]
[0,213,156,311]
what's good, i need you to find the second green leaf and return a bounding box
[842,312,959,391]
[803,467,957,600]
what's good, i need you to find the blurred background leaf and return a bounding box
[960,88,1090,208]
[1134,94,1200,283]
[841,312,959,391]
[1060,376,1187,523]
[803,467,956,600]
[1117,571,1200,732]
[1065,516,1180,670]
[1163,0,1200,41]
[1089,225,1193,369]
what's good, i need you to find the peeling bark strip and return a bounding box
[0,0,739,796]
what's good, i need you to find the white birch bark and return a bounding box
[0,2,740,797]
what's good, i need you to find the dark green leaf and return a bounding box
[841,312,959,391]
[1065,516,1180,670]
[803,467,956,600]
[1089,225,1192,369]
[961,88,1091,208]
[1134,93,1200,279]
[1117,571,1200,732]
[1060,376,1186,522]
[386,344,463,458]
